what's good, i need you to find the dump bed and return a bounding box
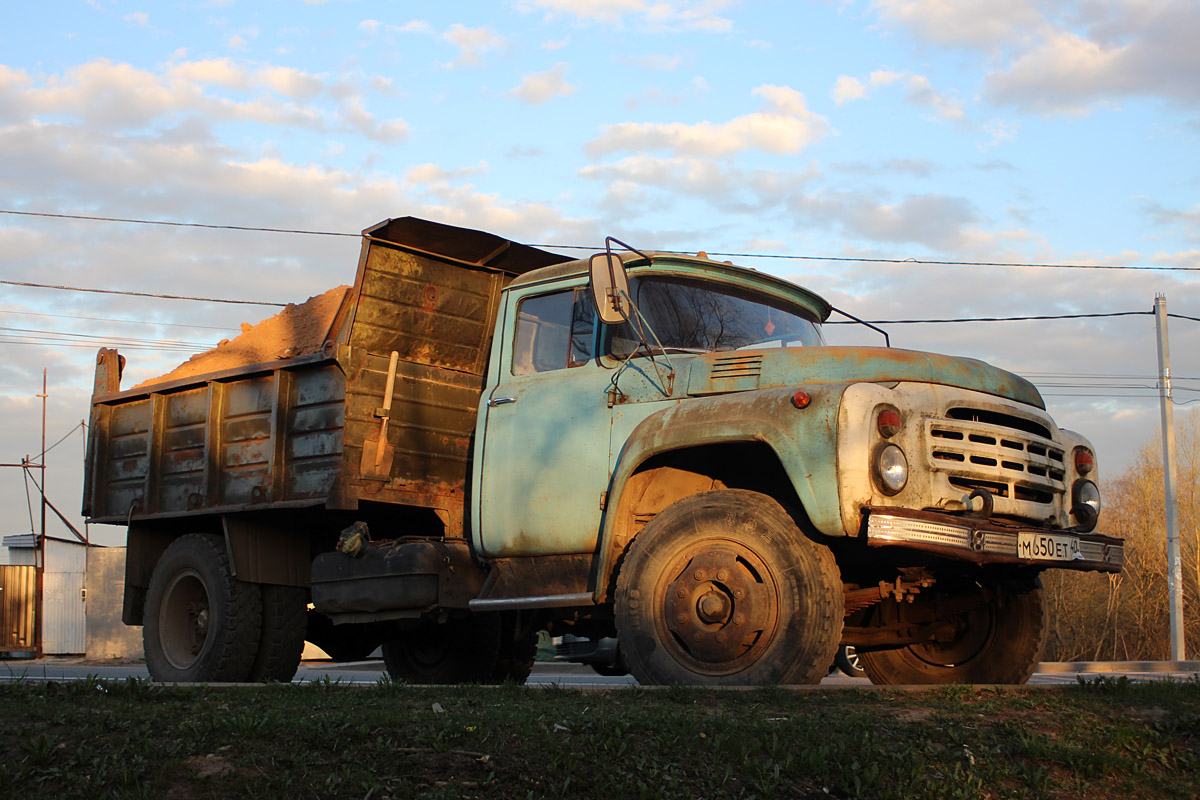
[82,217,572,537]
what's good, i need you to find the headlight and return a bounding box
[875,444,908,495]
[1071,480,1101,531]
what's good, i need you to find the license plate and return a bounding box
[1017,532,1081,561]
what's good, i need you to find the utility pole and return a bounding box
[1155,295,1186,661]
[34,369,47,658]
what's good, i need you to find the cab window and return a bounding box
[609,276,823,357]
[512,288,595,375]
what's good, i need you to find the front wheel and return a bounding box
[859,574,1047,685]
[382,613,502,684]
[615,490,843,685]
[143,534,262,682]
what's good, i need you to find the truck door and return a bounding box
[475,286,613,557]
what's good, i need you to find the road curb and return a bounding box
[1036,661,1200,674]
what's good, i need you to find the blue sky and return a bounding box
[2,0,1199,545]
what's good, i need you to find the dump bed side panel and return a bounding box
[85,360,345,523]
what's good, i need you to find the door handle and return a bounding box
[487,396,517,407]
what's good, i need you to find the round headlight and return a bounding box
[1072,480,1101,531]
[875,444,908,494]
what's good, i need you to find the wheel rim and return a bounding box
[907,592,994,668]
[655,540,780,676]
[406,628,452,670]
[159,568,211,670]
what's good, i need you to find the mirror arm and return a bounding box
[604,236,651,264]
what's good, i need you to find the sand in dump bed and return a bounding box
[134,285,351,389]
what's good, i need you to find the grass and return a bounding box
[0,676,1197,799]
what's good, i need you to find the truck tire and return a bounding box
[381,613,502,684]
[858,574,1047,685]
[489,612,538,684]
[143,534,263,683]
[614,489,843,685]
[248,585,307,682]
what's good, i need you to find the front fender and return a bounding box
[594,384,851,600]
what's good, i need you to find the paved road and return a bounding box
[2,658,1196,688]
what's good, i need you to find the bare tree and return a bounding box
[1043,411,1200,661]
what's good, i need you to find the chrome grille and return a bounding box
[927,410,1065,504]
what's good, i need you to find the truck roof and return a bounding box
[508,250,834,322]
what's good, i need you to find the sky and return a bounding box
[2,0,1199,547]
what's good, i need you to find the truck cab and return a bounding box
[458,244,1121,684]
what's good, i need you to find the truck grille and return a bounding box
[927,407,1066,504]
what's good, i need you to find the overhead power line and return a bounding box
[4,208,1200,273]
[0,209,359,239]
[0,279,286,307]
[0,308,240,332]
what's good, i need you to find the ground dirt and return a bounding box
[134,285,350,388]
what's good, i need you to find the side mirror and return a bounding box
[589,252,631,324]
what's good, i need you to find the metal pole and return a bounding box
[35,369,47,658]
[1155,295,1186,660]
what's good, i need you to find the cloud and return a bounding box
[619,54,681,71]
[831,76,866,106]
[872,0,1043,49]
[0,58,408,143]
[831,70,963,121]
[832,158,940,178]
[790,190,987,252]
[517,0,736,32]
[405,161,488,183]
[579,155,821,217]
[873,0,1200,114]
[1143,201,1200,242]
[506,63,578,105]
[586,84,829,158]
[441,24,508,68]
[358,19,433,36]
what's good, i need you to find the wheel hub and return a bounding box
[660,545,776,668]
[160,569,211,670]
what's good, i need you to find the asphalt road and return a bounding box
[2,658,1197,688]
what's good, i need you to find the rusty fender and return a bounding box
[593,383,851,603]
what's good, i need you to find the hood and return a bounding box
[685,346,1044,409]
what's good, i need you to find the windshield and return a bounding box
[610,275,824,357]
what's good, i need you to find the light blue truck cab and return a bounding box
[460,245,1122,685]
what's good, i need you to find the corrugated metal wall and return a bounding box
[43,539,86,655]
[0,565,37,652]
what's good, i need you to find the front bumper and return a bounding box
[865,506,1124,573]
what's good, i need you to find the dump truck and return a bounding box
[83,216,1124,685]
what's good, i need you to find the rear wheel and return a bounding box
[489,612,538,684]
[859,575,1047,685]
[143,534,262,683]
[615,490,843,686]
[248,585,307,682]
[382,613,502,684]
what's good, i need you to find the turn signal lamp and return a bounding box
[1074,448,1095,475]
[791,390,811,409]
[877,408,902,438]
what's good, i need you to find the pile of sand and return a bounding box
[135,285,351,388]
